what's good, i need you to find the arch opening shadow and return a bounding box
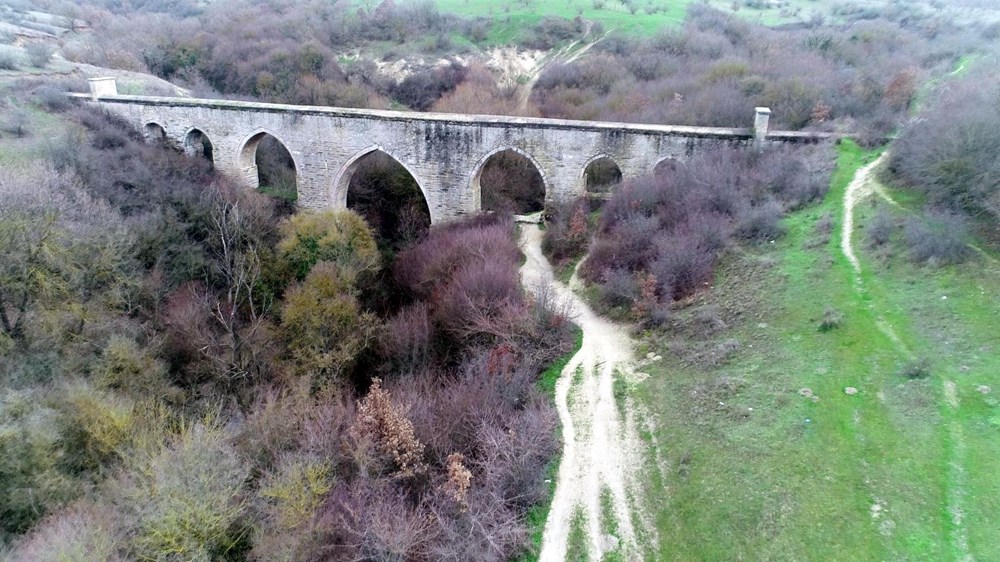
[183,128,214,165]
[143,122,166,144]
[341,150,431,252]
[238,132,298,208]
[654,157,679,176]
[473,148,546,215]
[584,156,623,194]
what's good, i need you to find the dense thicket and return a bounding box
[558,145,831,322]
[532,5,989,140]
[60,0,470,108]
[1,104,573,560]
[889,69,1000,238]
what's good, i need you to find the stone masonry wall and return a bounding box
[74,92,830,223]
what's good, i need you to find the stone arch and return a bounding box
[582,154,623,194]
[470,146,549,214]
[333,146,434,243]
[183,128,214,163]
[236,130,299,194]
[143,122,167,144]
[334,145,429,210]
[654,156,680,176]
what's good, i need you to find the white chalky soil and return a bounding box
[519,224,651,561]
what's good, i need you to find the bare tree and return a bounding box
[200,188,273,385]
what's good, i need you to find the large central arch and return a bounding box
[334,146,432,249]
[470,146,549,214]
[332,145,433,221]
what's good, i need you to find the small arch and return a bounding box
[335,146,432,249]
[654,157,680,176]
[582,154,623,194]
[143,122,167,144]
[471,146,548,215]
[183,128,214,164]
[237,130,298,204]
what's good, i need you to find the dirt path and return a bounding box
[516,23,610,113]
[840,152,972,561]
[841,153,888,275]
[519,224,651,561]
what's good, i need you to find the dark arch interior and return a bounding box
[478,150,545,215]
[585,157,623,193]
[654,158,679,176]
[144,123,166,144]
[346,151,431,252]
[254,134,297,209]
[186,129,214,164]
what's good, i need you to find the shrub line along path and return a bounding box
[520,224,653,561]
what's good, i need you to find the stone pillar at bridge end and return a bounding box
[754,107,771,146]
[88,77,118,98]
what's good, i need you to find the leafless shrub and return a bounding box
[5,501,123,562]
[543,197,592,266]
[734,199,785,242]
[651,233,715,301]
[903,210,970,266]
[25,43,55,68]
[866,209,894,248]
[891,72,1000,232]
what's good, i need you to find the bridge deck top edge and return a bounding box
[69,93,838,142]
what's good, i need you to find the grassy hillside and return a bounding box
[630,141,1000,559]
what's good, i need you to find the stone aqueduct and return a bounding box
[76,78,830,223]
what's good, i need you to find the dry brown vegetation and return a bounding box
[0,103,573,560]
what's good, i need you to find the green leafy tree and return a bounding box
[276,210,380,285]
[281,262,380,385]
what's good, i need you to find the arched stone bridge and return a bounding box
[75,77,830,224]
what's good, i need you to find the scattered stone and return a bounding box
[653,355,663,361]
[748,407,754,412]
[870,501,884,519]
[941,295,948,300]
[845,387,859,395]
[811,395,821,402]
[799,387,813,398]
[646,352,656,360]
[757,322,768,329]
[978,385,991,395]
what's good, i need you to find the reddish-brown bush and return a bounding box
[583,145,827,320]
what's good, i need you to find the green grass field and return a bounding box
[0,84,73,170]
[434,0,692,41]
[423,0,944,43]
[631,141,1000,560]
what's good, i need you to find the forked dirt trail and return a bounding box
[519,224,652,561]
[839,152,971,560]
